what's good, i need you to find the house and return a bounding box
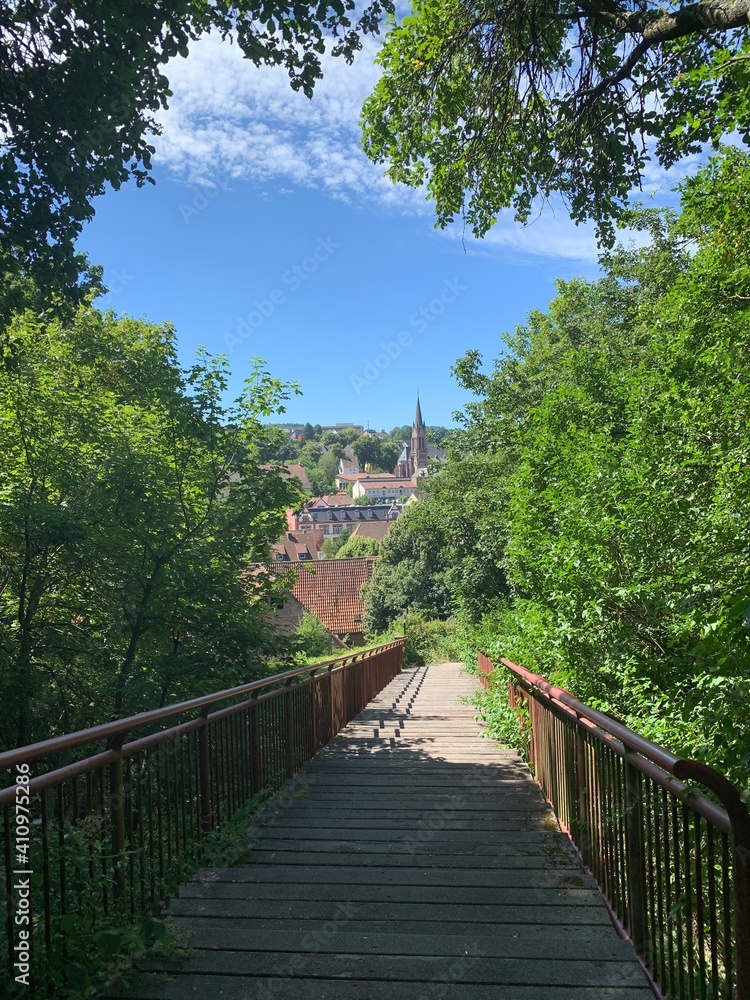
[338,456,360,475]
[284,463,311,491]
[334,471,396,491]
[292,502,400,537]
[349,520,393,544]
[289,557,376,644]
[351,477,418,502]
[320,493,354,507]
[271,530,325,562]
[320,424,364,436]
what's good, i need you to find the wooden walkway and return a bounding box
[105,663,652,1000]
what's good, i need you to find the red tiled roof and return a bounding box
[272,529,324,562]
[322,492,354,506]
[350,521,393,543]
[286,464,311,490]
[291,558,376,634]
[336,472,397,482]
[358,478,416,489]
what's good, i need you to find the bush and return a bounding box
[293,612,340,658]
[368,612,470,666]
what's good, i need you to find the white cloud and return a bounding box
[153,32,698,265]
[156,33,425,209]
[451,208,601,265]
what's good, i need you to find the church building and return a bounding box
[395,395,429,478]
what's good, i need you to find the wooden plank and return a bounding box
[169,897,612,924]
[100,663,651,999]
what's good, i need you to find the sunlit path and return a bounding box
[103,663,651,999]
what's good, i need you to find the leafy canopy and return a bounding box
[0,303,301,748]
[442,149,750,789]
[0,0,393,303]
[361,0,750,243]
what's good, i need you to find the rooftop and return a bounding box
[291,558,376,634]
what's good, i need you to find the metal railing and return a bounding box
[478,652,750,1000]
[0,640,404,992]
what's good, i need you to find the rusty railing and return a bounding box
[478,652,750,1000]
[0,639,404,992]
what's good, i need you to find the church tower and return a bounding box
[410,394,428,475]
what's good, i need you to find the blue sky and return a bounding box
[77,32,695,430]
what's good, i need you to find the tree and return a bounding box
[0,304,300,748]
[297,441,323,469]
[336,535,381,557]
[0,0,393,304]
[389,424,411,441]
[335,426,360,446]
[321,529,352,557]
[379,440,400,472]
[444,151,750,788]
[302,422,316,441]
[294,611,338,658]
[361,0,750,243]
[351,434,383,469]
[362,508,451,632]
[426,426,452,446]
[317,449,342,488]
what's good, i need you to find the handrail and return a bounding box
[479,651,750,1000]
[0,641,400,773]
[0,638,405,994]
[499,657,735,834]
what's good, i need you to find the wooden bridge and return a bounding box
[1,641,748,999]
[104,663,651,999]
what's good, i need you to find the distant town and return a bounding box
[267,395,449,563]
[261,396,451,645]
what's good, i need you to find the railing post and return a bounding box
[574,718,590,868]
[329,664,336,739]
[109,753,127,906]
[624,751,647,956]
[735,827,750,1000]
[250,692,262,794]
[284,679,295,780]
[309,670,318,756]
[198,706,212,833]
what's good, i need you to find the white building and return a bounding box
[351,477,418,502]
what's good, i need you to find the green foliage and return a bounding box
[370,611,463,666]
[336,535,380,558]
[471,677,531,758]
[362,509,452,632]
[332,426,360,446]
[351,434,383,470]
[0,304,301,749]
[436,150,750,793]
[0,0,394,304]
[350,434,399,473]
[361,0,750,243]
[321,528,352,557]
[293,610,339,657]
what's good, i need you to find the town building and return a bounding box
[290,558,375,644]
[293,501,401,537]
[271,530,324,563]
[265,558,376,645]
[395,395,429,478]
[351,478,418,502]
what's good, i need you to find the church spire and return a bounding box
[411,393,428,475]
[414,393,424,430]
